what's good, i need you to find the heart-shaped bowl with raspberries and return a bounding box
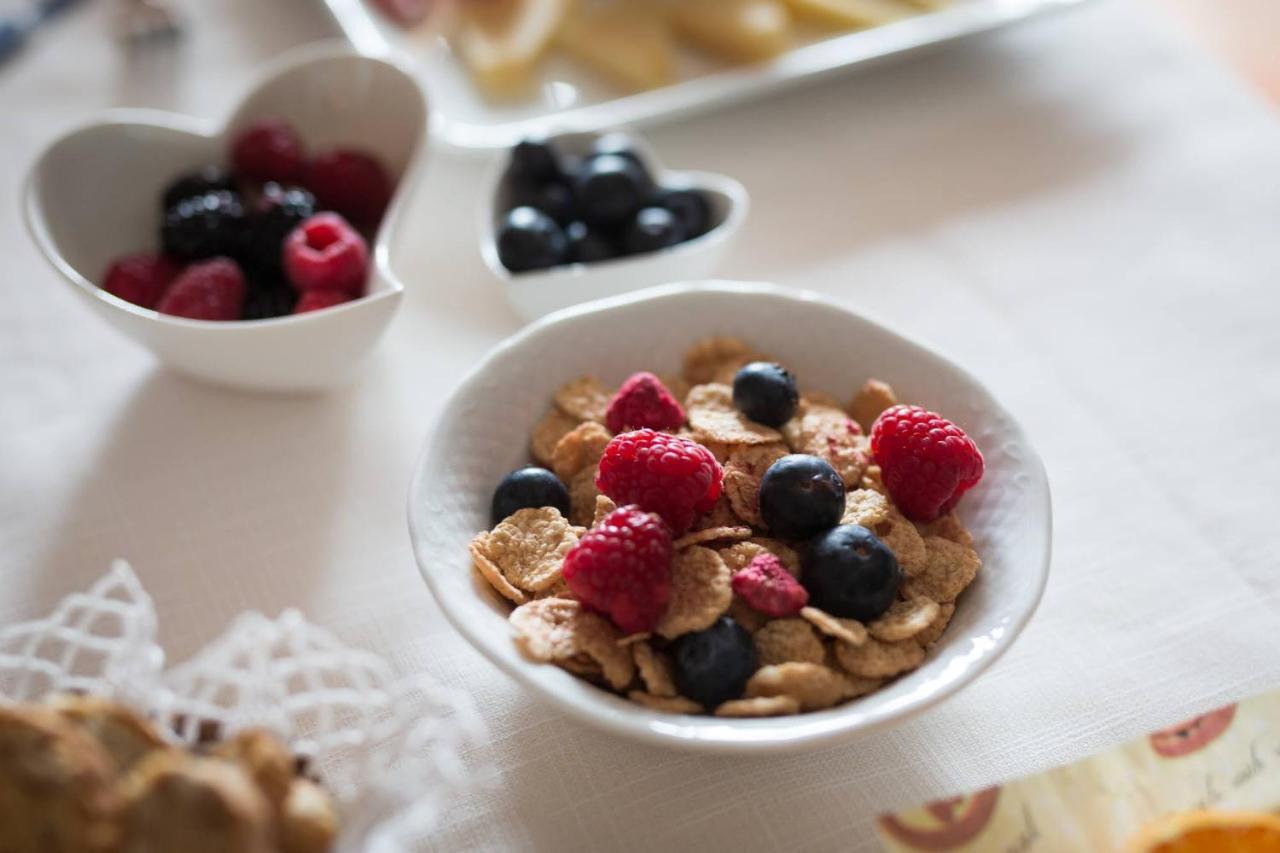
[408,281,1052,753]
[480,130,748,322]
[23,43,426,392]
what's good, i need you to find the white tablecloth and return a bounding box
[3,1,1279,850]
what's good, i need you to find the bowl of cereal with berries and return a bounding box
[23,43,426,392]
[408,281,1050,751]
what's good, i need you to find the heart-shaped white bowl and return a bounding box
[23,43,427,393]
[408,281,1052,753]
[480,131,748,322]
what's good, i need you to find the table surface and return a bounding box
[3,1,1280,850]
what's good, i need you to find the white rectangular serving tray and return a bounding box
[319,0,1086,151]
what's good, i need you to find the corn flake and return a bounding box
[745,663,857,711]
[471,507,577,594]
[682,337,763,386]
[673,526,753,550]
[714,696,800,718]
[531,408,580,466]
[799,607,867,647]
[551,421,612,483]
[469,539,527,604]
[723,443,788,526]
[753,618,825,666]
[554,376,611,423]
[849,379,897,433]
[871,506,928,577]
[726,597,768,633]
[841,489,891,528]
[633,642,677,698]
[510,597,635,689]
[719,538,801,577]
[627,691,702,714]
[867,597,941,642]
[781,403,869,486]
[686,384,783,445]
[902,536,981,603]
[656,546,731,639]
[914,602,956,647]
[834,635,925,679]
[916,513,974,549]
[592,494,617,526]
[568,468,601,528]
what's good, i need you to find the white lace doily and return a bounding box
[0,560,486,853]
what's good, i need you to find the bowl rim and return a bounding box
[407,280,1053,753]
[477,129,750,287]
[20,40,425,331]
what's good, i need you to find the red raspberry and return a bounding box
[294,289,353,314]
[605,372,685,433]
[731,554,808,617]
[101,252,180,309]
[870,404,985,522]
[156,258,246,321]
[595,429,722,533]
[231,118,305,184]
[304,148,393,226]
[562,505,673,634]
[283,213,369,295]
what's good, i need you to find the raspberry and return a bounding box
[304,148,393,226]
[561,505,673,634]
[730,554,808,618]
[101,252,180,309]
[605,372,685,433]
[283,213,369,295]
[231,118,305,184]
[294,289,353,314]
[156,258,246,321]
[595,429,723,533]
[870,404,985,522]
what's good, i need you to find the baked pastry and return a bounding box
[46,693,172,775]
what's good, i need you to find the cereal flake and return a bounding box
[723,443,788,526]
[471,507,578,594]
[914,602,956,647]
[592,494,617,526]
[673,526,753,550]
[902,536,981,603]
[745,663,858,711]
[867,597,941,642]
[781,404,869,486]
[799,607,867,647]
[841,489,891,528]
[682,337,763,386]
[550,421,612,483]
[726,598,768,633]
[719,539,801,577]
[509,598,634,689]
[872,506,928,577]
[834,635,925,679]
[632,642,677,698]
[627,692,702,714]
[714,696,800,717]
[849,379,898,433]
[532,408,581,466]
[554,377,611,423]
[686,384,783,445]
[753,618,826,666]
[568,467,601,528]
[656,546,731,639]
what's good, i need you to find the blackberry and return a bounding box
[240,279,298,321]
[161,190,246,261]
[246,183,316,274]
[162,166,236,211]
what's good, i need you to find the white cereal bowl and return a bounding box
[23,43,427,393]
[408,281,1052,753]
[480,131,748,322]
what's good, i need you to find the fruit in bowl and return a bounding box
[468,335,987,718]
[493,133,717,274]
[99,118,394,322]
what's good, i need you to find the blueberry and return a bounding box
[589,132,647,169]
[670,617,757,708]
[572,154,654,228]
[162,166,236,211]
[758,455,845,540]
[245,183,316,274]
[495,206,569,273]
[491,466,571,527]
[802,525,901,621]
[565,221,616,264]
[733,362,799,427]
[655,188,712,239]
[508,138,563,184]
[507,178,576,226]
[161,190,246,261]
[621,207,687,255]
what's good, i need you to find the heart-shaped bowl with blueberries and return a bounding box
[23,43,427,392]
[480,130,749,321]
[408,281,1052,753]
